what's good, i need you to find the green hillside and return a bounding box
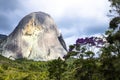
[0,55,49,80]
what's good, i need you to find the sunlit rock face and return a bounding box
[0,12,67,61]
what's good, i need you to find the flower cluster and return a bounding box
[76,37,105,47]
[64,37,106,59]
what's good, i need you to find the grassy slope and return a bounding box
[0,55,49,80]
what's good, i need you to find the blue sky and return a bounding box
[0,0,110,46]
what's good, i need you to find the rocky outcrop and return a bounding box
[0,34,7,53]
[0,12,67,61]
[0,34,7,42]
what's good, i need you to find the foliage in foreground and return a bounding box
[0,55,49,80]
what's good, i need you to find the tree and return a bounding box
[109,0,120,15]
[64,37,105,80]
[98,0,120,79]
[64,37,105,60]
[47,1,120,80]
[106,0,120,56]
[48,57,67,80]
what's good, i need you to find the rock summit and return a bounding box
[0,12,67,61]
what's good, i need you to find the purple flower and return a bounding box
[76,37,105,47]
[89,37,94,40]
[76,38,85,44]
[84,37,95,45]
[84,37,89,43]
[99,40,104,44]
[91,42,96,46]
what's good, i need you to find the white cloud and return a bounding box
[0,0,111,46]
[20,0,110,20]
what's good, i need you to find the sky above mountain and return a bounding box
[0,0,110,46]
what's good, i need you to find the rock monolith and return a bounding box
[0,12,67,61]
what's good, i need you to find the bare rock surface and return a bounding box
[0,12,67,61]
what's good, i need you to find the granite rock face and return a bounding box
[0,12,67,61]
